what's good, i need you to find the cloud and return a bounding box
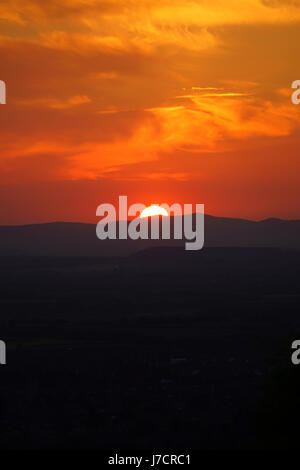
[149,95,300,154]
[4,92,299,183]
[0,0,300,187]
[17,95,91,109]
[0,0,122,23]
[2,1,300,58]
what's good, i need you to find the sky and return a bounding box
[0,0,300,224]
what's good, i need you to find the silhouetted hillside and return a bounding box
[0,215,299,256]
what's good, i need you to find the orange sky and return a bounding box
[0,0,300,224]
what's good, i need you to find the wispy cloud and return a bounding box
[17,95,91,109]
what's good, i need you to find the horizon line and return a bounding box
[0,213,300,228]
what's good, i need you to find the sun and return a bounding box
[140,205,168,218]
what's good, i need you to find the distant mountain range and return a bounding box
[0,214,299,256]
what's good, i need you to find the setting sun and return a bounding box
[140,205,169,218]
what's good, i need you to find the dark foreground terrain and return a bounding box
[0,247,300,449]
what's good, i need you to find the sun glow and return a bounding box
[140,205,168,218]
